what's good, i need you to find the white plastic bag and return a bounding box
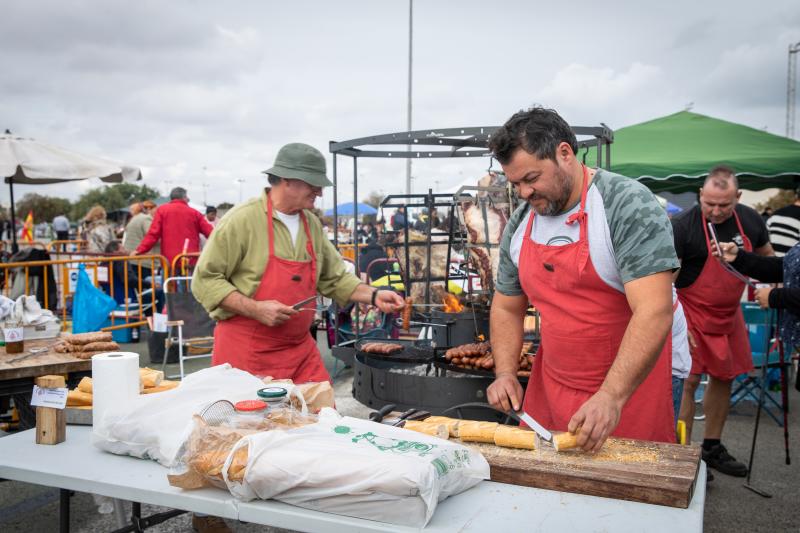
[93,364,269,466]
[223,408,489,527]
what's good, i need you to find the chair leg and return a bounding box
[178,326,185,380]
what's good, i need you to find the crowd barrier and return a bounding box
[0,254,169,332]
[45,240,87,253]
[171,252,201,278]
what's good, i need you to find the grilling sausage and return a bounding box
[402,297,413,331]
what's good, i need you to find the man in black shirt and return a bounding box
[671,165,773,477]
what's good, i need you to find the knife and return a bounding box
[291,295,317,310]
[515,410,553,444]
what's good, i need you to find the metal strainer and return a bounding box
[199,399,236,426]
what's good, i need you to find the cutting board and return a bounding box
[0,337,90,380]
[467,437,701,508]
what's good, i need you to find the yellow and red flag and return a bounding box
[21,211,34,243]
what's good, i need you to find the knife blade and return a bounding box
[515,410,553,443]
[291,295,317,310]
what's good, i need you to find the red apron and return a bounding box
[677,212,754,380]
[519,166,674,442]
[212,196,330,383]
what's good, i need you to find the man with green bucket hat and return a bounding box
[193,142,406,382]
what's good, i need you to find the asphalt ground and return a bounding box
[0,331,797,532]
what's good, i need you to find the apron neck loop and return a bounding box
[565,164,590,226]
[266,193,276,257]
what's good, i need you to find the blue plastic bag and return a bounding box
[72,264,117,333]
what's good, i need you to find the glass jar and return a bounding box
[234,399,267,417]
[3,321,24,355]
[257,386,289,410]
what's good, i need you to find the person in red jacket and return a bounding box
[132,187,213,266]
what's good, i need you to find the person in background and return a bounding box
[760,206,773,223]
[132,187,213,268]
[391,206,407,231]
[205,205,218,227]
[103,240,140,304]
[82,206,116,254]
[358,237,389,282]
[672,165,773,477]
[52,212,70,248]
[124,200,159,272]
[767,188,800,257]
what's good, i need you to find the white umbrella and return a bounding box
[0,133,142,250]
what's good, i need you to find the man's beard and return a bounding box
[529,167,573,216]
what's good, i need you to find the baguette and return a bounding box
[403,420,449,439]
[67,389,93,406]
[494,425,536,450]
[141,380,179,394]
[458,421,498,443]
[424,416,461,437]
[139,367,164,388]
[553,431,580,452]
[77,376,93,394]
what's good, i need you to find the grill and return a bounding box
[429,307,489,347]
[351,338,531,419]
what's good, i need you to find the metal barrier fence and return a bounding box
[0,254,169,331]
[337,243,366,262]
[171,252,201,278]
[45,240,87,253]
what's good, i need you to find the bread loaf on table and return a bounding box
[457,421,499,443]
[553,431,580,452]
[493,425,536,450]
[77,376,93,394]
[141,380,179,394]
[66,389,93,406]
[423,416,461,438]
[402,420,449,439]
[60,332,114,345]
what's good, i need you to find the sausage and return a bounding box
[402,297,413,331]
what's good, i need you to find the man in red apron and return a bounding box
[672,166,772,476]
[486,108,678,451]
[192,143,405,384]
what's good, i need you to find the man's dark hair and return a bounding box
[488,107,578,165]
[170,187,188,200]
[267,173,282,186]
[206,205,217,214]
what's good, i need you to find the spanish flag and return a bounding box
[21,211,34,243]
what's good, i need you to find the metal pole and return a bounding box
[405,0,413,194]
[787,42,800,139]
[333,155,338,249]
[9,179,18,254]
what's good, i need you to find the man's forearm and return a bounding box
[348,283,376,305]
[219,291,260,321]
[600,303,672,405]
[489,293,528,375]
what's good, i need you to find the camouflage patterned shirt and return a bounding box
[496,169,679,296]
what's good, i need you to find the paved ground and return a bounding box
[0,331,797,532]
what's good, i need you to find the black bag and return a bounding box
[146,330,179,364]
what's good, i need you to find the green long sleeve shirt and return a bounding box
[192,189,362,321]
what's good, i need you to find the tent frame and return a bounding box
[329,124,614,257]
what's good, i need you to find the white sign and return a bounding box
[30,385,68,409]
[3,327,22,343]
[66,266,108,293]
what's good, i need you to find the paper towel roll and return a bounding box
[92,352,139,437]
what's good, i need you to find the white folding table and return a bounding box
[0,426,706,532]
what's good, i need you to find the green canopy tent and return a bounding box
[584,111,800,193]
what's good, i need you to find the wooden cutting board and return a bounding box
[466,437,701,508]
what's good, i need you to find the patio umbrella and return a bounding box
[324,202,377,217]
[0,133,142,251]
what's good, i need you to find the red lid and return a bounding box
[234,400,267,412]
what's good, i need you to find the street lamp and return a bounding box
[235,178,245,203]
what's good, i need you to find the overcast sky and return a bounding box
[1,0,798,213]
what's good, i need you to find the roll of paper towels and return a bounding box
[92,352,139,438]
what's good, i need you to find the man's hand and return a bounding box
[568,389,624,452]
[755,287,772,309]
[712,242,738,263]
[373,290,405,313]
[687,329,697,350]
[487,372,524,413]
[130,250,139,257]
[253,300,298,326]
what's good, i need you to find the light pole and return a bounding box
[405,0,413,195]
[786,41,800,139]
[235,178,245,204]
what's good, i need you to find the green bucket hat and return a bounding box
[262,142,333,187]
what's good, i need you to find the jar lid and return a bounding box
[257,387,288,400]
[234,400,267,412]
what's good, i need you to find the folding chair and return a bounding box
[730,303,790,426]
[161,276,215,379]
